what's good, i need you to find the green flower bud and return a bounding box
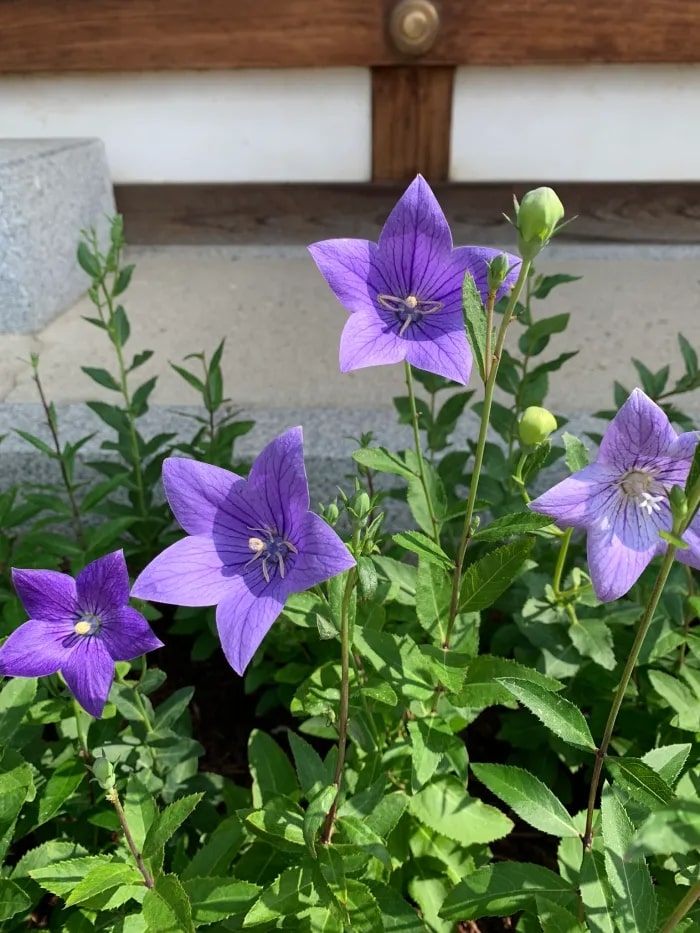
[92,756,116,792]
[486,253,511,294]
[519,406,558,447]
[349,490,371,522]
[324,502,340,525]
[516,187,564,260]
[669,484,689,523]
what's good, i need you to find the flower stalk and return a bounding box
[444,259,532,647]
[659,876,700,933]
[106,786,154,888]
[404,362,440,544]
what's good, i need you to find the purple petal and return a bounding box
[286,512,355,592]
[529,463,620,528]
[598,388,677,470]
[99,607,164,660]
[586,495,670,601]
[0,619,70,676]
[403,316,472,385]
[308,239,380,315]
[339,311,406,372]
[12,568,78,622]
[61,638,115,718]
[163,457,243,536]
[377,175,453,297]
[131,536,234,606]
[215,579,285,675]
[248,427,310,525]
[667,431,700,462]
[460,247,522,304]
[76,550,129,615]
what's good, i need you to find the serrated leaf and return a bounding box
[459,538,534,612]
[246,799,306,852]
[30,856,113,896]
[143,793,203,858]
[333,878,383,933]
[181,815,244,881]
[12,840,88,879]
[536,896,585,933]
[408,877,452,933]
[369,882,428,931]
[35,756,84,827]
[182,876,260,925]
[473,511,553,542]
[648,670,700,731]
[142,873,195,933]
[471,763,579,837]
[352,446,413,478]
[0,677,37,743]
[123,775,158,851]
[605,757,674,810]
[458,655,562,711]
[393,531,453,569]
[303,784,336,857]
[627,799,700,858]
[463,270,488,381]
[288,732,331,801]
[498,678,595,750]
[562,432,589,472]
[579,848,615,933]
[65,861,143,907]
[409,775,513,845]
[440,862,577,920]
[415,558,451,644]
[569,618,615,670]
[248,730,299,807]
[0,879,31,922]
[336,816,391,868]
[601,784,657,933]
[641,743,691,787]
[244,863,323,925]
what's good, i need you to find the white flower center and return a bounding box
[620,469,665,515]
[74,612,101,636]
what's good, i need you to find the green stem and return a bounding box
[107,786,154,888]
[552,528,573,598]
[322,568,357,844]
[659,876,700,933]
[583,545,677,848]
[404,363,440,544]
[72,698,90,760]
[483,291,496,382]
[444,259,532,648]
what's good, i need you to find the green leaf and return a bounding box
[288,732,331,801]
[463,271,487,381]
[536,896,585,933]
[333,878,383,933]
[248,730,299,806]
[65,861,143,907]
[408,877,452,933]
[142,873,195,933]
[180,815,244,881]
[130,349,154,371]
[122,775,158,851]
[182,876,260,925]
[0,750,35,832]
[458,655,562,712]
[86,400,131,435]
[0,677,37,743]
[244,862,324,925]
[406,460,447,536]
[415,558,451,645]
[562,432,589,472]
[77,242,101,279]
[600,783,657,933]
[30,856,114,896]
[246,799,306,852]
[641,743,691,786]
[470,763,580,837]
[35,756,84,827]
[368,882,427,932]
[142,793,203,858]
[533,274,582,299]
[579,848,615,933]
[0,879,32,922]
[336,817,391,869]
[408,718,453,791]
[459,538,534,612]
[352,446,413,479]
[11,840,88,880]
[14,429,56,458]
[605,757,674,810]
[497,678,596,750]
[303,784,336,857]
[393,531,453,569]
[568,618,615,670]
[155,686,194,731]
[627,799,700,858]
[113,264,135,298]
[648,670,700,731]
[81,366,121,391]
[440,862,577,920]
[409,775,513,845]
[472,511,553,542]
[685,434,700,499]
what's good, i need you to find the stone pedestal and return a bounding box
[0,139,114,333]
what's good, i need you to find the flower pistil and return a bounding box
[377,293,444,336]
[246,526,298,583]
[620,469,665,515]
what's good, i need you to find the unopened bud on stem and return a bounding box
[515,187,564,260]
[486,253,511,294]
[519,406,557,447]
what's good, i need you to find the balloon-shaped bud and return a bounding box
[519,406,558,447]
[516,187,564,260]
[486,253,511,294]
[92,756,116,792]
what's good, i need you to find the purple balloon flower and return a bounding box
[309,174,520,385]
[529,388,700,601]
[0,550,163,717]
[132,427,356,674]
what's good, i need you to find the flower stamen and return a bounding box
[73,612,101,636]
[245,527,298,583]
[377,293,444,336]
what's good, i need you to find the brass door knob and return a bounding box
[389,0,440,56]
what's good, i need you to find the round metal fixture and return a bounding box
[389,0,440,56]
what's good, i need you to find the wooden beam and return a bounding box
[114,182,700,245]
[372,66,454,182]
[1,0,700,72]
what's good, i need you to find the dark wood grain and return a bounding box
[372,67,454,182]
[2,0,700,71]
[115,182,700,245]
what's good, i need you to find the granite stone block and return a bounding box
[0,139,114,333]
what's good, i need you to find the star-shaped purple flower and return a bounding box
[132,427,356,674]
[529,388,700,601]
[0,550,163,717]
[309,174,521,385]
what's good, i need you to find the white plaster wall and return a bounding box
[0,70,372,183]
[451,65,700,181]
